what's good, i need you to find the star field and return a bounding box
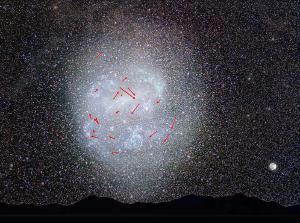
[0,0,299,206]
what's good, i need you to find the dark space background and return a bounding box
[0,0,299,219]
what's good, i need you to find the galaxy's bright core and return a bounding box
[1,0,299,207]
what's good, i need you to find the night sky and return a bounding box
[1,1,299,206]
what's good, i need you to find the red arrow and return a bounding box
[120,87,135,99]
[94,117,100,125]
[163,134,171,144]
[113,91,120,100]
[131,103,140,114]
[128,87,136,96]
[149,130,158,138]
[170,116,176,129]
[108,135,116,140]
[90,135,99,139]
[96,51,104,59]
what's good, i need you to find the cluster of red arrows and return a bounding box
[88,51,177,155]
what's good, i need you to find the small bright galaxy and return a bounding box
[66,22,206,200]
